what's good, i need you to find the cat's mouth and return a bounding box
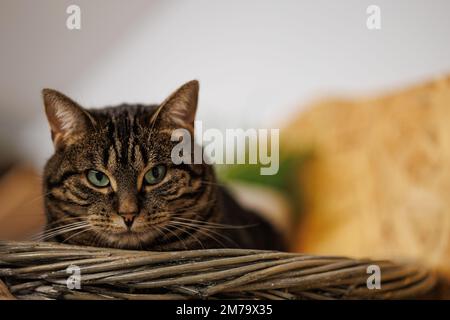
[97,220,170,247]
[100,229,159,249]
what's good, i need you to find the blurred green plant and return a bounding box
[216,151,311,219]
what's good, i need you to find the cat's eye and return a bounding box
[87,170,110,188]
[144,165,167,185]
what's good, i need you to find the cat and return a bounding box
[41,80,285,251]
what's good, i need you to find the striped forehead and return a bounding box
[101,108,152,171]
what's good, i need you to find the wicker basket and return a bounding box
[0,241,436,300]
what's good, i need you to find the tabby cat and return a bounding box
[41,80,285,251]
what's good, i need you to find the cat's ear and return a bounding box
[42,89,96,149]
[152,80,199,132]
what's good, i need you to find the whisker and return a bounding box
[163,199,217,215]
[171,216,256,229]
[35,221,86,235]
[168,221,231,248]
[20,190,54,206]
[158,225,189,250]
[32,222,89,242]
[33,226,87,242]
[92,231,104,248]
[45,217,83,227]
[170,220,241,248]
[62,227,93,244]
[165,223,205,249]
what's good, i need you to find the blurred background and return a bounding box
[2,0,450,167]
[1,0,450,280]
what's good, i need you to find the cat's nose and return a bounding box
[119,212,137,228]
[117,192,139,228]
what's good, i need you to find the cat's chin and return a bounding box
[100,230,159,249]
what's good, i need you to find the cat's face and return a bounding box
[42,81,217,250]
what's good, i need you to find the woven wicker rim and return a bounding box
[0,241,436,300]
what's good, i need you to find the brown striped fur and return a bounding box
[41,81,285,251]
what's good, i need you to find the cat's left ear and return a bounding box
[152,80,199,132]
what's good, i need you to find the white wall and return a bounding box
[1,0,450,168]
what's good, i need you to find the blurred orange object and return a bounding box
[284,75,450,278]
[0,165,45,240]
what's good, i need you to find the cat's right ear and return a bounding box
[42,89,96,149]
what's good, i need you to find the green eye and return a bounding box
[144,165,167,185]
[87,170,110,187]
